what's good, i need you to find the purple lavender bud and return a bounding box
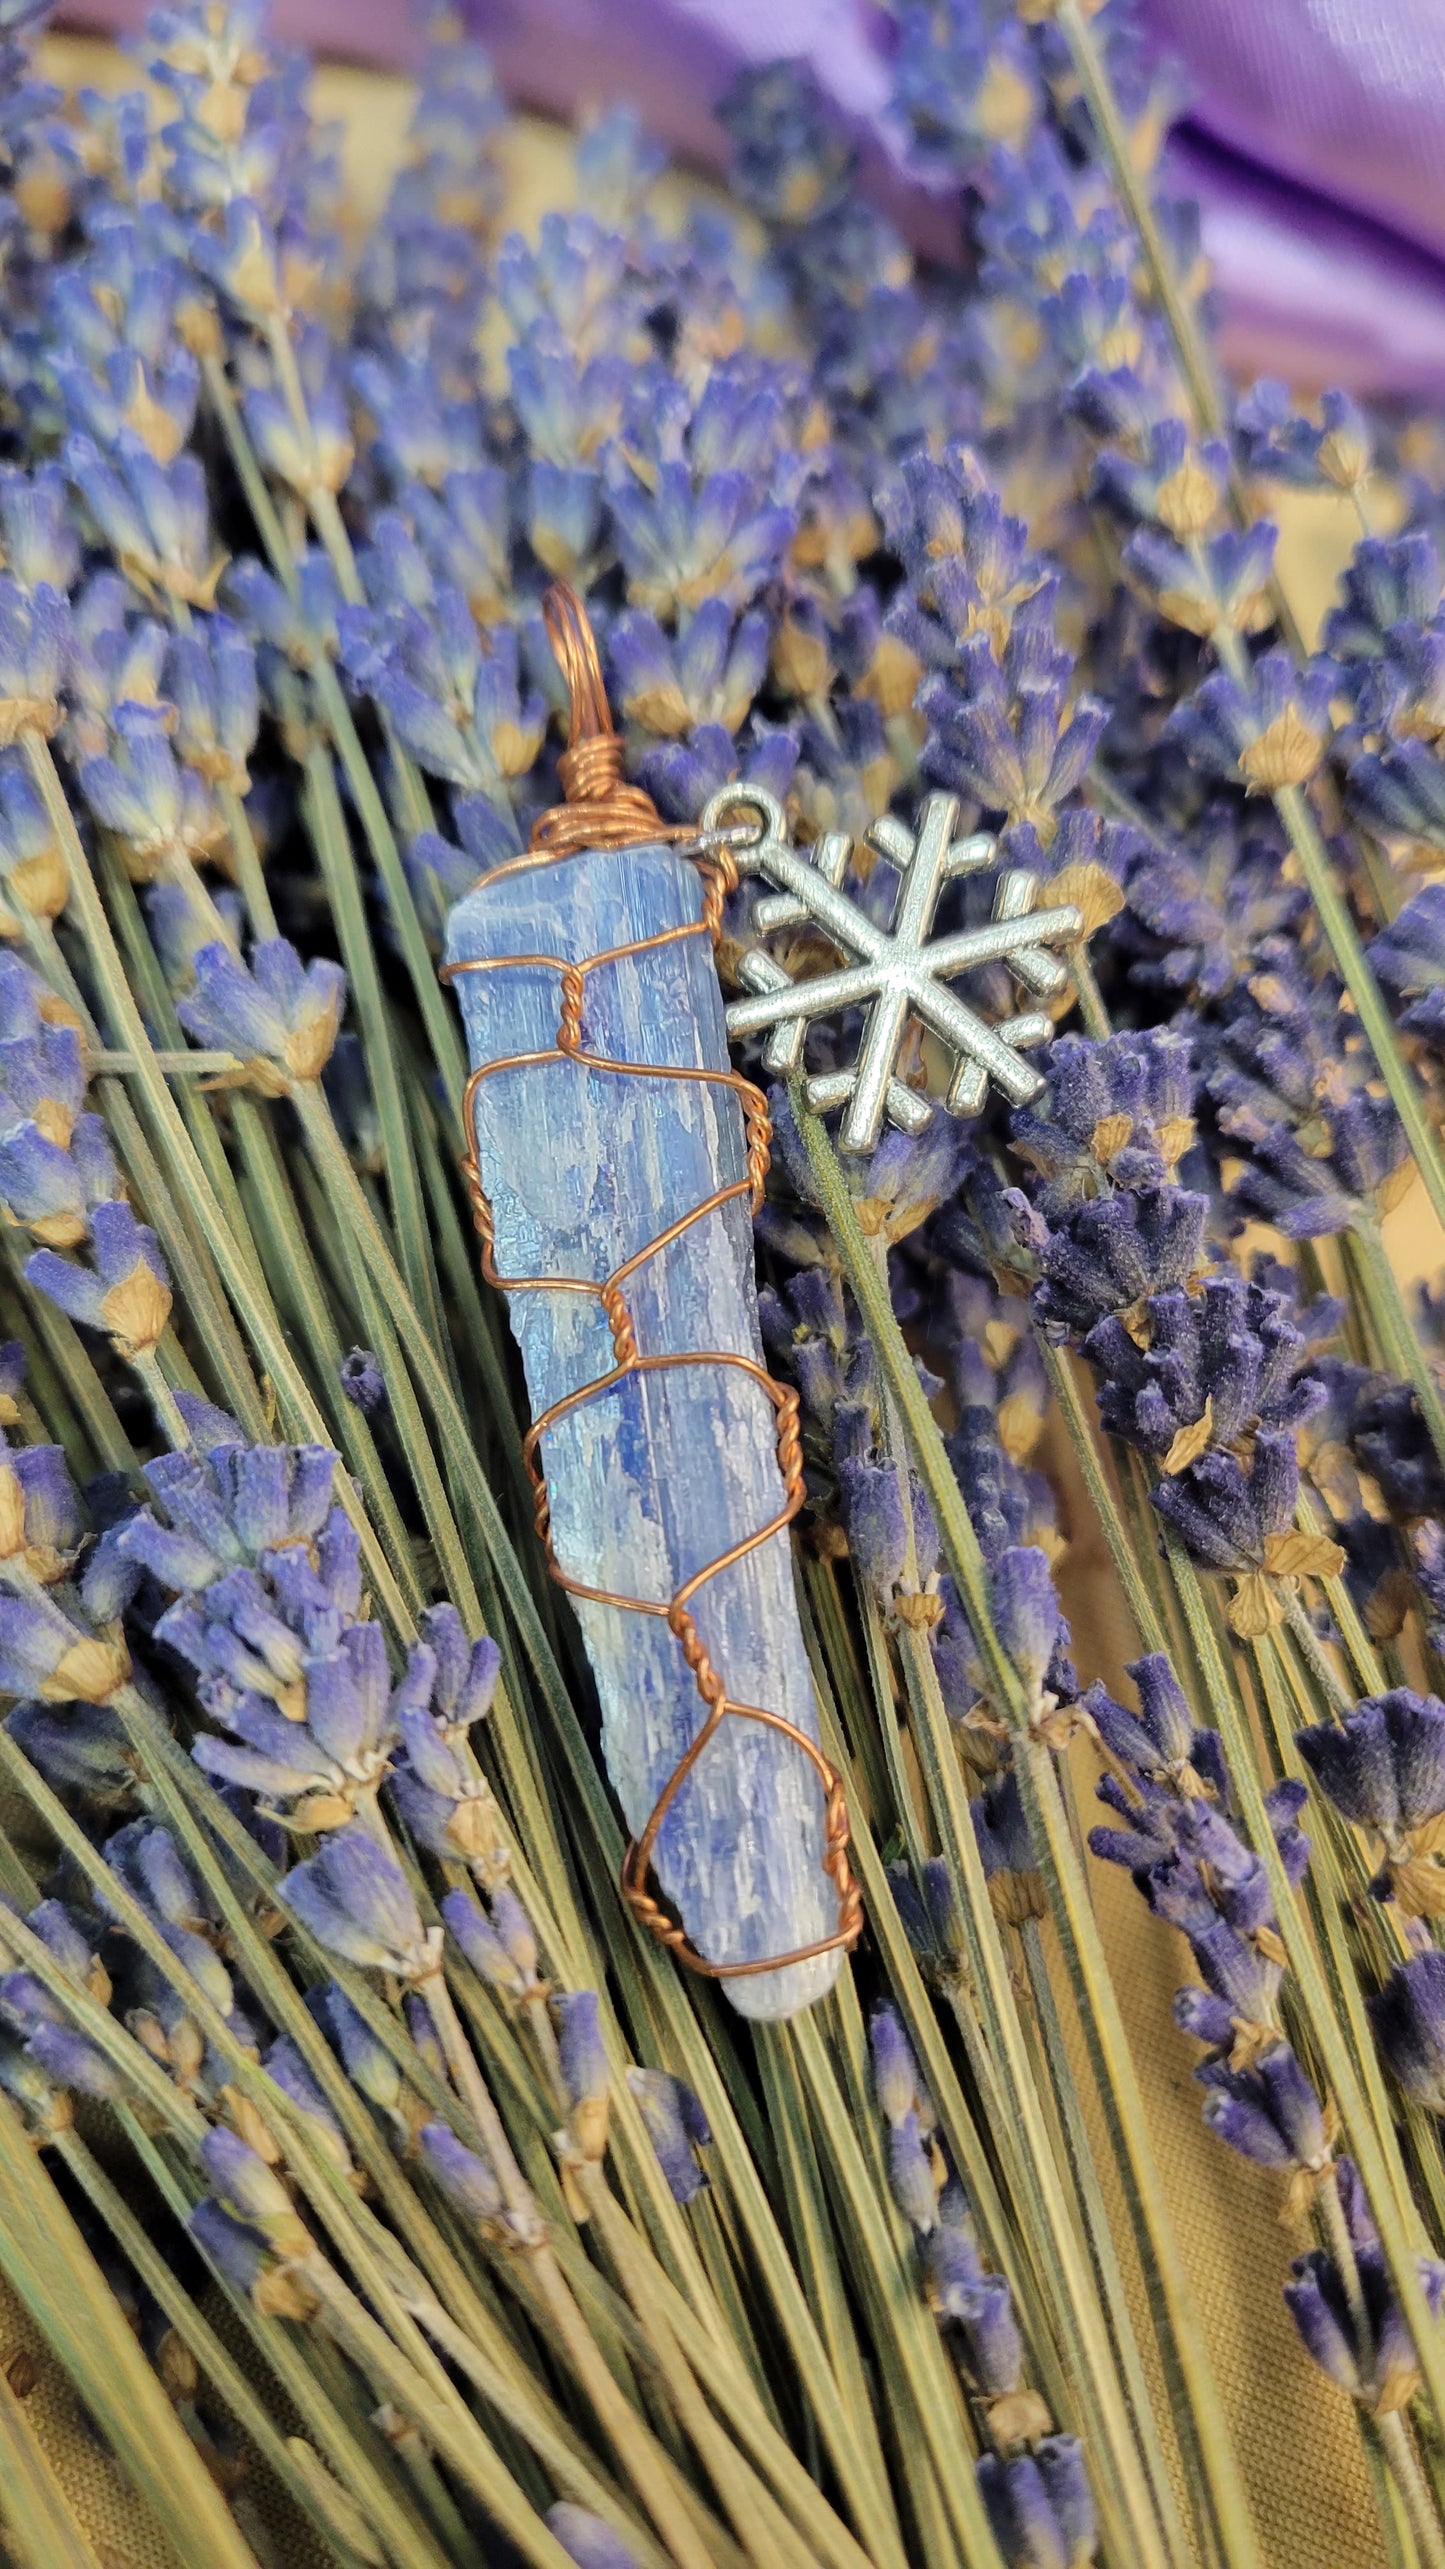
[279,1822,424,1975]
[972,1771,1043,1925]
[0,1122,87,1238]
[1166,650,1335,791]
[178,938,346,1083]
[401,1990,447,2084]
[1198,2041,1328,2170]
[921,2220,984,2320]
[0,578,66,719]
[1372,884,1445,1051]
[888,2109,937,2233]
[1173,1804,1274,1936]
[836,1439,909,1601]
[545,2504,640,2569]
[7,1703,134,1803]
[1296,1692,1445,1834]
[419,2120,502,2223]
[390,1760,466,1867]
[339,1348,384,1413]
[390,1642,438,1734]
[188,2199,270,2297]
[399,1699,465,1801]
[6,1447,78,1568]
[1371,2250,1445,2409]
[1190,1920,1283,2028]
[1334,2158,1379,2250]
[115,1508,220,1594]
[625,2067,711,2205]
[1129,1656,1195,1769]
[304,1982,403,2116]
[441,1887,525,1996]
[0,1589,119,1702]
[869,2003,918,2129]
[1082,1681,1162,1777]
[28,1202,171,1355]
[1370,1953,1445,2111]
[0,2030,63,2126]
[416,1605,467,1715]
[198,2128,309,2255]
[1283,2250,1361,2397]
[299,1648,366,1768]
[988,1546,1061,1698]
[1088,1764,1183,1874]
[977,2439,1097,2569]
[289,1451,342,1543]
[491,1887,538,1984]
[931,1577,987,1720]
[262,2036,350,2176]
[1172,1986,1239,2052]
[556,1989,608,2117]
[1034,2439,1097,2564]
[165,618,258,790]
[0,467,79,597]
[1031,1185,1210,1343]
[456,1633,502,1728]
[957,2273,1024,2398]
[24,1900,95,1982]
[1265,1778,1313,1887]
[11,2004,120,2101]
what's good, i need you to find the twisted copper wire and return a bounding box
[440,584,861,1982]
[529,584,678,855]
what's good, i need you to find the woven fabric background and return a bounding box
[6,39,1434,2567]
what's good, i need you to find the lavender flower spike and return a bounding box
[546,2504,641,2569]
[1370,1953,1445,2111]
[625,2067,711,2204]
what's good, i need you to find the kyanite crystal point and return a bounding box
[444,837,842,2019]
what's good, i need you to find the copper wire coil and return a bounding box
[441,864,863,1984]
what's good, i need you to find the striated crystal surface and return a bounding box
[445,840,841,2018]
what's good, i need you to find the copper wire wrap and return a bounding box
[440,582,862,1982]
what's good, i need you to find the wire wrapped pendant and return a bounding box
[442,585,859,2019]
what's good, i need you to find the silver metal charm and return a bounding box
[702,784,1083,1155]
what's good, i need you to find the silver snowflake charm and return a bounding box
[702,785,1083,1155]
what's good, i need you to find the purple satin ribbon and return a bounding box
[60,0,1445,397]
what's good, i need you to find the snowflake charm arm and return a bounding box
[703,785,1084,1155]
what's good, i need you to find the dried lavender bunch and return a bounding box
[0,4,1439,2568]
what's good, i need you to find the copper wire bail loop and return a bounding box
[453,582,861,1986]
[530,582,667,855]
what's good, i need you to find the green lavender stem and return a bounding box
[201,355,466,1111]
[298,732,448,1349]
[1053,0,1223,434]
[1164,1530,1445,2441]
[123,2111,460,2569]
[0,2088,261,2569]
[1060,0,1445,1291]
[853,1241,1180,2562]
[1380,2415,1445,2569]
[1039,1337,1170,1658]
[793,1082,1266,2569]
[53,2127,383,2568]
[1019,1914,1195,2569]
[1347,1211,1445,1479]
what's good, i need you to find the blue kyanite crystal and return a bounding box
[445,839,841,2018]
